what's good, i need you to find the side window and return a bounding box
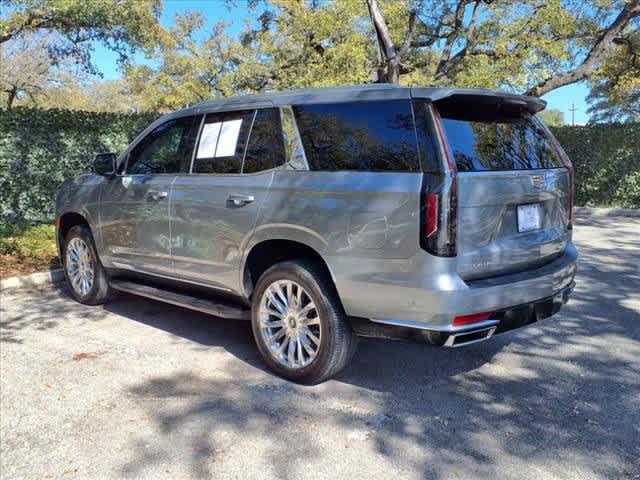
[293,100,420,172]
[412,100,440,173]
[127,117,195,175]
[280,106,307,170]
[193,110,254,174]
[243,108,286,173]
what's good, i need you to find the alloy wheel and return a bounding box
[258,280,322,369]
[65,237,95,296]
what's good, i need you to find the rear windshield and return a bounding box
[440,113,562,172]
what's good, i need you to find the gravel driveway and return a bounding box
[1,211,639,480]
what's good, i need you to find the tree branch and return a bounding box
[435,0,468,79]
[366,0,397,62]
[399,10,417,58]
[525,0,640,96]
[435,0,482,82]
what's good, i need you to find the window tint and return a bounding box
[281,106,307,170]
[293,100,420,172]
[127,117,195,174]
[193,110,254,174]
[243,108,286,173]
[440,114,563,171]
[412,100,440,173]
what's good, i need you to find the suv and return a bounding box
[56,85,577,384]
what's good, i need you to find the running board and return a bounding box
[110,280,251,320]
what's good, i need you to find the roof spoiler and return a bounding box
[411,88,546,115]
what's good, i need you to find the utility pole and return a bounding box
[569,102,577,126]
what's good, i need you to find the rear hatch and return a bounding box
[436,98,572,281]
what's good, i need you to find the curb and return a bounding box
[575,207,640,218]
[1,269,65,292]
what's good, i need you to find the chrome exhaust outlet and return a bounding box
[444,325,497,348]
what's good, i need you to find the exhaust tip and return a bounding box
[444,326,496,347]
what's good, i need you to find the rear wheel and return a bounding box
[62,225,111,305]
[250,260,357,384]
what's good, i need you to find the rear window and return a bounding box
[440,114,562,172]
[293,100,420,172]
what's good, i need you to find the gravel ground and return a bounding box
[1,212,639,480]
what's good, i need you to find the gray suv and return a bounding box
[56,85,577,383]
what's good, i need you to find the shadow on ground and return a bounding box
[112,217,639,478]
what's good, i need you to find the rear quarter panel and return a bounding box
[246,170,422,295]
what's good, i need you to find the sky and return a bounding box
[91,0,592,125]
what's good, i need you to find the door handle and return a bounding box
[148,190,168,201]
[227,193,255,207]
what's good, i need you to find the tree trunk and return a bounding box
[6,87,18,109]
[367,0,400,84]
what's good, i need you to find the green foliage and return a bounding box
[0,0,164,74]
[0,222,56,259]
[538,109,565,127]
[551,123,640,208]
[587,31,640,123]
[125,11,246,112]
[0,107,156,222]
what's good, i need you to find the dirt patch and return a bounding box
[71,351,106,361]
[0,255,60,278]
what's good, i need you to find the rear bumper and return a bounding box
[352,282,574,347]
[332,243,577,330]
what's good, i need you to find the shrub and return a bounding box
[0,223,57,260]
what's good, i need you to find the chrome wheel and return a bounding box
[65,237,94,296]
[259,280,322,369]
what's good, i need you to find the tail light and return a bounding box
[453,311,492,326]
[537,120,574,229]
[424,194,438,238]
[421,106,457,257]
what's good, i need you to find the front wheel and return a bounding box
[250,260,357,384]
[62,225,112,305]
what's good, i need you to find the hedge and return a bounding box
[0,108,156,222]
[0,107,638,222]
[552,123,640,209]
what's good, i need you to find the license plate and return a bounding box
[517,203,542,232]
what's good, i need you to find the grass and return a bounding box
[0,223,60,278]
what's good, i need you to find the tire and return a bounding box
[250,259,358,384]
[62,224,112,305]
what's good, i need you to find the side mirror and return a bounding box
[92,153,117,176]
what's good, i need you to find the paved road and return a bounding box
[1,211,639,480]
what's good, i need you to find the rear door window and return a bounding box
[293,100,420,172]
[440,113,562,172]
[243,108,286,173]
[193,110,254,174]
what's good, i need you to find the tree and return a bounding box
[587,31,640,122]
[124,12,251,112]
[525,1,640,96]
[364,0,640,96]
[239,0,373,89]
[233,0,639,100]
[36,76,142,112]
[538,108,565,126]
[0,33,60,107]
[0,0,164,74]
